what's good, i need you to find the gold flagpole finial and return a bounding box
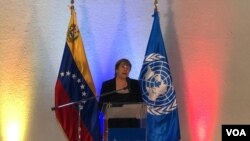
[154,0,158,11]
[70,0,74,9]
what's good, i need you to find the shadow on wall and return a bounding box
[164,0,188,140]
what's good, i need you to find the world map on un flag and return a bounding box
[140,53,177,115]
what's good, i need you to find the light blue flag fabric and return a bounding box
[139,9,181,141]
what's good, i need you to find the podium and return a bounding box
[102,102,147,141]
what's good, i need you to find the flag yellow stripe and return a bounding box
[66,9,96,96]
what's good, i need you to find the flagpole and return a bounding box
[69,1,82,140]
[70,0,74,12]
[154,0,158,11]
[69,1,83,140]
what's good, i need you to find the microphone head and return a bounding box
[126,77,131,92]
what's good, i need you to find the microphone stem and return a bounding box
[51,86,128,111]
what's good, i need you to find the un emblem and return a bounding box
[140,53,177,115]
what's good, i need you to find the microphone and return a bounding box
[98,86,128,98]
[51,79,130,111]
[98,85,129,112]
[126,77,130,92]
[51,85,129,111]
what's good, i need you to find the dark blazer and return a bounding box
[99,77,142,111]
[98,77,142,128]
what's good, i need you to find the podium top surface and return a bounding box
[102,102,147,119]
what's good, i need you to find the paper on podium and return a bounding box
[103,103,147,119]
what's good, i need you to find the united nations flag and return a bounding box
[139,9,181,141]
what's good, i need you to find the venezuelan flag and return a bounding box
[55,6,99,141]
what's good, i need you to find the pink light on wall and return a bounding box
[176,1,231,140]
[185,41,221,141]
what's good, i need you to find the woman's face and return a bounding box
[116,62,131,79]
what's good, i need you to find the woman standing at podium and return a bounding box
[99,58,142,128]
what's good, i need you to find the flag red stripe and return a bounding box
[55,80,93,141]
